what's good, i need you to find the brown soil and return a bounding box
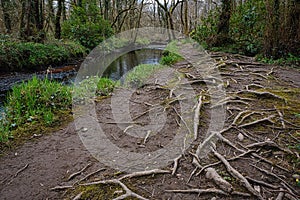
[0,52,300,200]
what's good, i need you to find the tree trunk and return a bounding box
[208,0,232,47]
[55,0,63,39]
[1,0,12,33]
[184,0,189,35]
[263,0,280,58]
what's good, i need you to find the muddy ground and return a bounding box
[0,51,299,200]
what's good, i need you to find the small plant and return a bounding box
[159,41,184,66]
[73,76,118,105]
[96,78,117,96]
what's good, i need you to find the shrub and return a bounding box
[0,38,86,72]
[62,4,113,49]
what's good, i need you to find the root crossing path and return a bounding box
[1,51,300,200]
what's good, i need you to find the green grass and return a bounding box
[0,76,72,143]
[123,64,166,87]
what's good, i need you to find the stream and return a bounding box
[0,48,163,117]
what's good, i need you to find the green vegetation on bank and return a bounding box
[0,75,119,144]
[0,77,72,143]
[0,36,87,72]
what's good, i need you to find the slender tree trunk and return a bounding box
[20,1,27,38]
[55,0,62,39]
[209,0,232,47]
[264,0,280,58]
[1,0,12,33]
[184,0,188,35]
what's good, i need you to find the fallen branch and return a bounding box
[211,148,264,200]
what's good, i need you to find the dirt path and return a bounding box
[0,51,299,200]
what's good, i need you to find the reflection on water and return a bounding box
[103,49,163,80]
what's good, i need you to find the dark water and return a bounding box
[103,49,163,80]
[0,48,163,118]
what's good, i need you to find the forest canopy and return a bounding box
[0,0,299,64]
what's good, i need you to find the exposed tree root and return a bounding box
[211,148,264,200]
[205,167,233,193]
[172,155,182,175]
[68,163,92,181]
[193,95,203,139]
[238,115,275,128]
[166,188,229,195]
[250,164,299,197]
[165,188,251,197]
[237,90,286,102]
[80,169,170,200]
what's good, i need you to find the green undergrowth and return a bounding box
[160,41,184,66]
[256,53,300,68]
[0,38,87,72]
[0,77,72,144]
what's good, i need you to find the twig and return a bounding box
[275,108,286,129]
[73,192,84,200]
[172,155,182,175]
[50,185,73,191]
[68,163,92,181]
[172,107,192,136]
[14,163,29,177]
[211,148,264,200]
[75,168,106,184]
[197,150,254,176]
[143,130,151,144]
[275,188,285,200]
